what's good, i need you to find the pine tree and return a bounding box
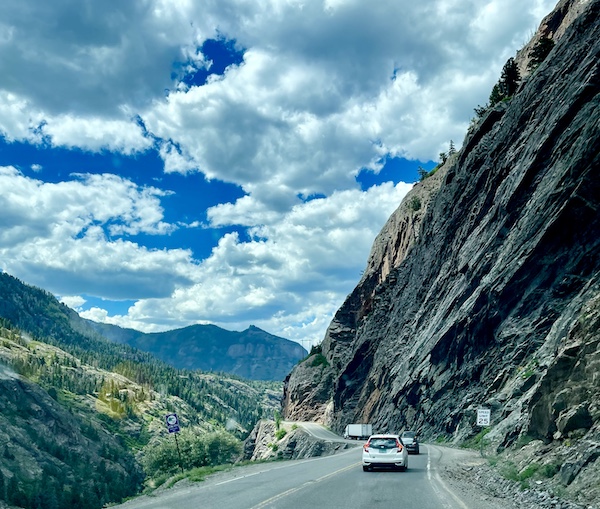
[489,83,503,107]
[500,57,520,97]
[474,104,488,118]
[528,36,555,71]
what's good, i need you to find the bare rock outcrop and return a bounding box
[283,0,600,505]
[242,420,351,461]
[516,0,593,77]
[361,164,448,287]
[283,163,448,423]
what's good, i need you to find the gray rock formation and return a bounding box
[242,420,353,461]
[283,0,600,504]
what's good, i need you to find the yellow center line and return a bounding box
[250,462,361,509]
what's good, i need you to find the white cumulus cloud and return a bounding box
[0,0,558,345]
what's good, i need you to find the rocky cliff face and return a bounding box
[516,0,592,76]
[242,420,352,462]
[282,162,449,422]
[283,0,600,503]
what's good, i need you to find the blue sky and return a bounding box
[0,0,555,347]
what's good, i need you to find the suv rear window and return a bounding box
[402,432,415,438]
[369,438,398,449]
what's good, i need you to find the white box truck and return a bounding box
[343,423,372,440]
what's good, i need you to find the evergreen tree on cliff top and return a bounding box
[528,36,555,71]
[500,57,520,97]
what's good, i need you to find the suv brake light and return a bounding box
[396,440,403,452]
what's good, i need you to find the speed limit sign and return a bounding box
[477,408,491,426]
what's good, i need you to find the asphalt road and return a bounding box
[115,444,475,509]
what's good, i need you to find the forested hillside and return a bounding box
[0,272,278,428]
[0,272,281,509]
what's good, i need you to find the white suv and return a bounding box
[362,434,409,472]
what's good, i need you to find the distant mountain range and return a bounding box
[80,320,307,381]
[0,270,307,381]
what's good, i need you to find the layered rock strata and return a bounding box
[283,0,600,502]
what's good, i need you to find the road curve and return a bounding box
[291,421,354,442]
[114,444,485,509]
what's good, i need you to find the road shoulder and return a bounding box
[428,444,591,509]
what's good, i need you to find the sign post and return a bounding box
[476,408,491,457]
[165,413,184,474]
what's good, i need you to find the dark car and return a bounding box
[400,431,419,454]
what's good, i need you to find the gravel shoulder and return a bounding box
[431,444,597,509]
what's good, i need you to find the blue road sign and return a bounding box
[165,413,181,433]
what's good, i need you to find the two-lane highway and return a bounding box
[115,444,476,509]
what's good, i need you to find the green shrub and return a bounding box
[141,429,242,477]
[520,358,539,380]
[187,464,230,483]
[310,353,329,368]
[520,463,539,480]
[540,463,560,478]
[141,436,184,477]
[528,36,554,71]
[299,344,329,366]
[309,344,322,356]
[274,409,282,429]
[500,462,519,482]
[204,430,243,466]
[499,461,542,489]
[515,434,535,449]
[409,196,422,212]
[517,463,540,489]
[275,429,287,440]
[462,428,490,449]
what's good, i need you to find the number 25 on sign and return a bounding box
[477,408,491,427]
